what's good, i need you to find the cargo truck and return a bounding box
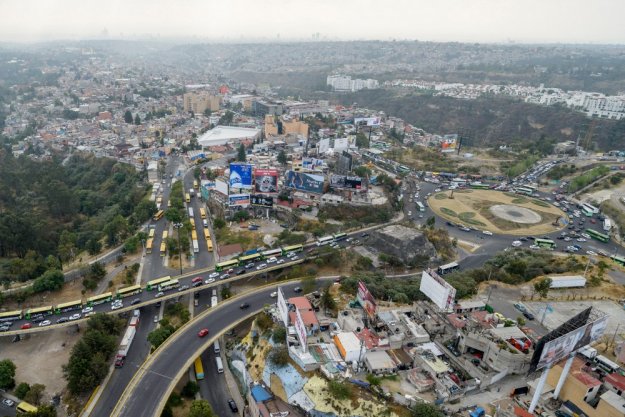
[115,326,136,368]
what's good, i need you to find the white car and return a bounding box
[111,303,123,310]
[69,313,81,321]
[581,233,591,239]
[529,244,540,250]
[38,320,51,327]
[267,257,277,264]
[270,292,277,298]
[577,238,587,242]
[256,263,267,270]
[586,250,597,256]
[205,278,215,284]
[208,272,220,279]
[154,291,165,298]
[81,306,93,314]
[407,211,412,216]
[276,259,285,265]
[511,241,522,247]
[483,230,493,236]
[2,399,15,407]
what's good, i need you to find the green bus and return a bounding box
[586,229,610,243]
[146,276,172,291]
[282,244,304,254]
[215,259,239,272]
[25,306,54,320]
[610,255,625,267]
[471,183,491,190]
[238,253,262,265]
[87,292,113,307]
[55,300,83,314]
[117,284,143,299]
[534,238,556,249]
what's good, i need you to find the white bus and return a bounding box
[581,203,599,215]
[416,201,425,212]
[437,261,459,275]
[192,239,199,253]
[317,235,334,246]
[595,355,620,374]
[158,279,180,292]
[603,218,612,232]
[188,207,194,218]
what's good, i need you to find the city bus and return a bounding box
[586,229,610,243]
[261,248,283,259]
[192,239,199,253]
[603,218,612,232]
[437,261,460,275]
[194,356,205,380]
[398,165,410,174]
[148,229,155,238]
[282,244,304,255]
[416,201,425,212]
[156,196,163,208]
[203,229,211,240]
[611,255,625,267]
[117,284,143,299]
[0,310,23,323]
[215,260,239,272]
[206,239,213,252]
[193,179,199,189]
[25,306,54,320]
[147,276,172,291]
[153,210,164,221]
[162,230,168,240]
[238,253,262,265]
[158,278,180,292]
[581,208,593,217]
[595,355,620,374]
[188,207,194,218]
[516,186,536,196]
[200,207,206,219]
[185,193,191,203]
[160,242,167,256]
[16,402,38,414]
[333,232,348,241]
[190,219,195,230]
[191,230,198,241]
[146,238,154,254]
[317,235,334,246]
[534,238,556,249]
[581,203,599,215]
[55,300,83,314]
[87,292,113,307]
[470,183,490,190]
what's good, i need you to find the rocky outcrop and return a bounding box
[370,224,437,264]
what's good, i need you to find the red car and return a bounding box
[21,323,32,329]
[191,277,203,284]
[197,328,209,338]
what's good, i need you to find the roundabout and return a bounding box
[427,189,568,236]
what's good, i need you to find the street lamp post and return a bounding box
[173,222,183,275]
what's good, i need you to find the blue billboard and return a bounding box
[286,171,325,194]
[230,163,253,189]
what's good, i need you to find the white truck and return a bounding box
[115,326,136,368]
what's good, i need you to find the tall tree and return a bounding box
[189,399,217,417]
[134,114,141,125]
[237,144,246,162]
[0,359,16,389]
[277,150,287,165]
[123,110,133,124]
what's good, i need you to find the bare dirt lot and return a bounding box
[0,327,81,401]
[428,189,567,235]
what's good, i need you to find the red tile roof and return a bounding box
[606,372,625,391]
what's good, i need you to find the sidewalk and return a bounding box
[221,337,245,416]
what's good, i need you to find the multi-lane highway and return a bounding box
[112,279,329,417]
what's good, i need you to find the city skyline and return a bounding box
[1,0,624,44]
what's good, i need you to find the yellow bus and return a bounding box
[55,300,83,314]
[153,210,164,221]
[203,229,210,240]
[16,402,38,414]
[146,238,154,254]
[156,196,163,207]
[194,356,204,380]
[206,239,213,252]
[0,310,23,322]
[162,230,168,240]
[147,276,171,291]
[87,292,113,307]
[190,220,195,230]
[185,193,191,203]
[25,306,54,319]
[193,179,199,189]
[160,242,167,257]
[117,284,142,299]
[199,207,206,219]
[191,230,198,240]
[148,229,155,238]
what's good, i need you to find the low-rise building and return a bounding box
[365,350,397,375]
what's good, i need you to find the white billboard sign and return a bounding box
[215,178,229,196]
[294,308,308,352]
[318,138,331,154]
[420,269,456,312]
[277,287,289,327]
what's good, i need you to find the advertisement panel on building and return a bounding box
[215,178,229,196]
[294,308,308,352]
[228,194,250,207]
[441,134,458,153]
[419,269,456,312]
[285,171,325,194]
[302,158,324,171]
[354,117,381,127]
[229,163,253,189]
[251,195,274,207]
[330,175,363,190]
[277,287,289,327]
[334,138,349,151]
[357,281,377,318]
[533,314,608,371]
[254,169,279,193]
[318,139,331,154]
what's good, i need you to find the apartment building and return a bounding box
[183,92,221,114]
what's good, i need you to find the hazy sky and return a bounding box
[1,0,624,44]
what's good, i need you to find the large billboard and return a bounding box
[229,194,250,207]
[357,281,377,319]
[215,178,229,196]
[251,195,274,208]
[441,134,458,153]
[420,269,456,312]
[254,169,279,194]
[532,312,608,371]
[318,139,331,154]
[294,308,308,353]
[330,175,363,190]
[285,171,325,194]
[229,163,253,189]
[354,117,381,127]
[277,287,289,327]
[302,158,324,171]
